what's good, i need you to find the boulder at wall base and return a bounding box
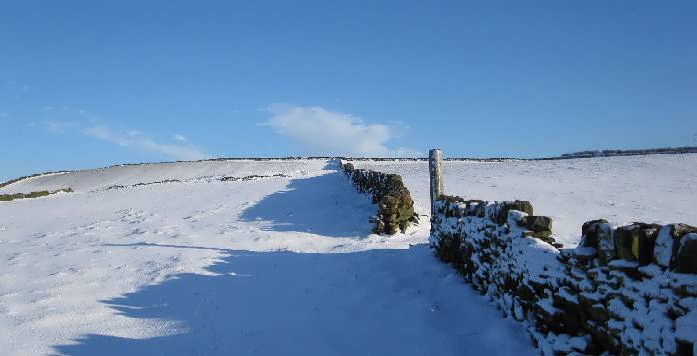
[676,233,697,274]
[495,200,534,225]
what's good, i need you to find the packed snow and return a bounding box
[0,159,533,356]
[351,153,697,246]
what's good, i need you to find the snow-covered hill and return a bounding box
[351,153,697,246]
[3,154,693,355]
[0,159,533,356]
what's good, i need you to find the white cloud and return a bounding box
[264,104,410,156]
[81,125,209,161]
[173,134,188,142]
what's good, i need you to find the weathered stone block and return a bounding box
[580,219,608,248]
[523,215,553,232]
[632,224,660,266]
[655,224,697,269]
[596,224,615,265]
[615,225,638,260]
[676,233,697,274]
[495,200,533,225]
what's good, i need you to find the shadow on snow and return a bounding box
[52,245,532,356]
[239,172,374,238]
[51,166,534,356]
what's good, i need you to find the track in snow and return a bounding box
[0,160,533,356]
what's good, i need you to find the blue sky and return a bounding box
[1,1,696,181]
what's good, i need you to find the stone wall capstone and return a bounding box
[430,195,697,355]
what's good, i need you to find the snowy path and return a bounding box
[0,160,534,356]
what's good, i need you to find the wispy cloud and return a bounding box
[34,109,210,161]
[263,104,413,157]
[81,125,209,161]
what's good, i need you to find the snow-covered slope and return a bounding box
[351,154,697,246]
[0,159,330,194]
[0,159,533,356]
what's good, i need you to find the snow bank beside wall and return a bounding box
[340,161,418,235]
[430,196,697,355]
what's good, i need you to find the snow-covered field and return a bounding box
[352,154,697,246]
[0,159,533,356]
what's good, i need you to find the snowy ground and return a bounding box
[0,159,533,356]
[352,154,697,246]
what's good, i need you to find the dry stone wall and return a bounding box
[340,161,418,235]
[430,195,697,355]
[0,188,73,202]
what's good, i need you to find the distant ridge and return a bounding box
[559,146,697,159]
[3,146,696,189]
[340,145,697,161]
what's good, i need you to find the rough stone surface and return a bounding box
[677,233,697,274]
[341,161,417,235]
[523,215,553,232]
[494,200,533,225]
[430,195,697,355]
[656,224,697,270]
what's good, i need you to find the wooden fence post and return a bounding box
[429,149,444,215]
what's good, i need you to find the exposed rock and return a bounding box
[656,224,697,269]
[613,223,660,264]
[614,225,638,261]
[523,215,553,232]
[632,223,661,265]
[342,162,417,235]
[580,219,608,249]
[596,223,615,265]
[495,200,533,225]
[677,233,697,274]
